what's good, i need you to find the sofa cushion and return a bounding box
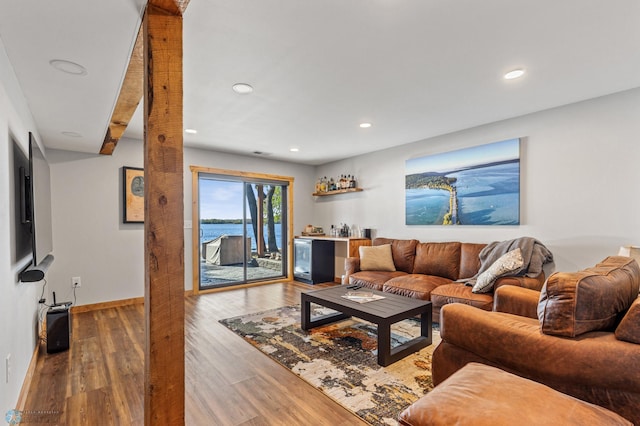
[349,271,407,291]
[472,248,524,294]
[459,243,486,280]
[399,362,633,426]
[359,244,396,271]
[373,238,418,273]
[431,284,494,323]
[538,256,640,337]
[615,297,640,344]
[413,242,461,280]
[431,284,494,310]
[383,274,452,300]
[495,274,546,291]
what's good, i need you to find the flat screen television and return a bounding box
[11,137,32,264]
[12,133,55,281]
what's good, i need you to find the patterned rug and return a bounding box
[220,304,440,425]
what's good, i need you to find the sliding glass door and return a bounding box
[194,168,290,290]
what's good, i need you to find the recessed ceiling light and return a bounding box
[61,131,82,137]
[504,69,525,80]
[289,147,299,152]
[359,122,372,128]
[185,128,198,134]
[49,59,88,76]
[232,83,254,94]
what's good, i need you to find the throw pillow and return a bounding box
[359,244,396,272]
[472,248,524,294]
[615,297,640,344]
[413,242,461,281]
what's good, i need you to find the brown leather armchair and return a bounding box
[432,256,640,424]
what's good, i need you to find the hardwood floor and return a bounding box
[24,282,368,425]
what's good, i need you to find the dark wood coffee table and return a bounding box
[301,285,432,366]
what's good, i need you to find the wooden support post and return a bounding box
[143,5,185,425]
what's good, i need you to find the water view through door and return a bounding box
[197,173,288,289]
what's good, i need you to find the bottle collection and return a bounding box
[315,174,357,193]
[328,223,370,238]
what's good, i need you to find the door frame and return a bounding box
[190,166,295,294]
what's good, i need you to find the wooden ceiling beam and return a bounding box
[99,0,190,155]
[149,0,191,16]
[99,24,144,155]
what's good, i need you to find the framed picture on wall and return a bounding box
[405,138,521,226]
[123,166,144,223]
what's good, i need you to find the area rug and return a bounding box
[220,305,440,426]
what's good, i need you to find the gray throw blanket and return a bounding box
[465,237,554,285]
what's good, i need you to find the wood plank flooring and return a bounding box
[24,282,368,425]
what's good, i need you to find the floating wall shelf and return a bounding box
[312,188,363,196]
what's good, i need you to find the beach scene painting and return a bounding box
[406,138,520,225]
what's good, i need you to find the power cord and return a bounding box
[38,303,48,344]
[37,279,48,344]
[38,278,47,305]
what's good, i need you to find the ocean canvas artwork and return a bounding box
[406,138,520,225]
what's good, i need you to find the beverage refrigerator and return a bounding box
[293,238,335,284]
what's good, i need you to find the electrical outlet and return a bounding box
[72,276,82,288]
[5,353,11,383]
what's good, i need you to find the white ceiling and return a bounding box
[1,1,639,165]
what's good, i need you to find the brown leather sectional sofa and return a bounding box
[432,256,640,424]
[344,237,546,322]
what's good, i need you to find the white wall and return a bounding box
[314,88,640,273]
[0,37,45,412]
[46,139,316,306]
[47,89,640,309]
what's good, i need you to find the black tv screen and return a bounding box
[29,132,54,267]
[12,138,33,265]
